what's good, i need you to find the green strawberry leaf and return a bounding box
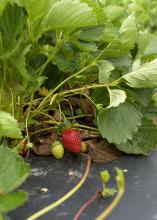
[0,192,28,213]
[78,26,104,42]
[97,60,115,84]
[19,0,52,22]
[0,0,9,17]
[103,14,137,57]
[0,147,30,194]
[119,14,137,51]
[117,118,157,155]
[105,5,124,22]
[0,3,26,59]
[100,170,110,184]
[11,44,32,80]
[123,58,157,88]
[74,40,98,52]
[0,111,22,138]
[108,88,126,108]
[103,187,117,197]
[137,32,157,60]
[97,102,142,144]
[41,0,97,31]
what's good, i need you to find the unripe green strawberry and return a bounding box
[61,129,81,153]
[51,141,64,159]
[81,141,87,152]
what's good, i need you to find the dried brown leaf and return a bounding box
[33,130,57,156]
[80,130,101,140]
[68,97,94,114]
[33,143,52,155]
[86,138,120,163]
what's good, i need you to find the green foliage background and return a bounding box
[1,0,157,155]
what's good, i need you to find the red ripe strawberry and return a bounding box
[61,129,81,153]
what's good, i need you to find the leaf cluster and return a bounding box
[0,0,157,155]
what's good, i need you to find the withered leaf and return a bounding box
[33,130,57,156]
[86,138,120,163]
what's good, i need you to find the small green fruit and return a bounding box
[51,141,64,159]
[81,141,87,152]
[26,142,34,149]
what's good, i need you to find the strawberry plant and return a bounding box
[1,0,157,219]
[0,0,157,155]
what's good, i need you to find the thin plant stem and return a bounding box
[36,32,63,76]
[25,93,34,117]
[36,43,112,112]
[12,138,26,152]
[73,124,99,132]
[34,75,120,115]
[30,123,99,136]
[59,98,74,120]
[37,111,58,123]
[66,114,93,120]
[59,81,119,97]
[9,88,15,116]
[73,192,99,220]
[26,154,91,220]
[30,126,57,136]
[79,92,98,109]
[96,189,124,220]
[37,47,58,76]
[57,101,65,121]
[27,18,34,43]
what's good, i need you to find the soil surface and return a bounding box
[10,150,157,220]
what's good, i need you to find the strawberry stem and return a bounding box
[96,189,124,220]
[73,192,100,220]
[26,153,91,220]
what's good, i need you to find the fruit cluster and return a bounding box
[51,129,87,159]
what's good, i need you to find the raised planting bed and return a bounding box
[10,150,157,220]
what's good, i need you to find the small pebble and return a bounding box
[68,170,74,176]
[40,188,49,193]
[123,169,128,173]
